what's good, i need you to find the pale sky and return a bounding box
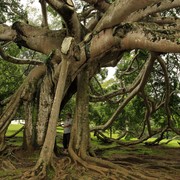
[107,67,116,80]
[20,0,40,8]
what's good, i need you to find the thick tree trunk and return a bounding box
[36,74,54,146]
[23,101,34,151]
[68,63,134,178]
[69,65,90,156]
[22,38,74,179]
[0,88,22,152]
[0,130,6,152]
[0,65,46,152]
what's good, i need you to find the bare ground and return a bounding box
[0,145,180,180]
[99,145,180,180]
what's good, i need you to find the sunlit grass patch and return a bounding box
[6,124,24,137]
[56,126,63,135]
[145,138,180,148]
[6,125,180,149]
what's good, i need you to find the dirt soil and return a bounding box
[98,145,180,180]
[0,145,180,180]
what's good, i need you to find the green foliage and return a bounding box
[0,0,27,23]
[88,50,179,138]
[47,5,58,17]
[59,95,76,121]
[0,60,24,99]
[119,96,144,134]
[0,44,47,119]
[115,50,148,85]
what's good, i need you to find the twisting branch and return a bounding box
[125,0,180,22]
[95,0,162,32]
[118,51,140,78]
[90,76,105,95]
[145,127,168,145]
[146,17,180,26]
[91,53,156,131]
[157,56,172,127]
[139,90,153,137]
[45,0,82,41]
[0,96,11,106]
[82,0,110,12]
[39,0,49,28]
[0,46,43,65]
[90,88,126,102]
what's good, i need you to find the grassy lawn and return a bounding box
[5,124,180,152]
[145,137,180,147]
[6,124,24,137]
[2,125,180,180]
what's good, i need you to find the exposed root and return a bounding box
[54,157,73,179]
[67,147,157,180]
[21,158,56,180]
[69,148,109,175]
[68,148,135,179]
[2,160,16,171]
[21,164,46,179]
[0,146,20,161]
[0,143,7,153]
[53,156,128,180]
[60,156,72,169]
[85,155,157,180]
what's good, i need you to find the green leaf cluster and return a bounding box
[0,0,27,23]
[0,60,24,99]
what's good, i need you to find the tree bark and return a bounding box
[22,37,73,179]
[0,65,46,152]
[69,64,90,156]
[23,101,34,151]
[36,74,54,146]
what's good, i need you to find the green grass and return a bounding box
[5,124,24,146]
[56,126,63,133]
[145,138,180,148]
[6,124,24,137]
[163,140,179,147]
[101,144,166,158]
[6,124,180,150]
